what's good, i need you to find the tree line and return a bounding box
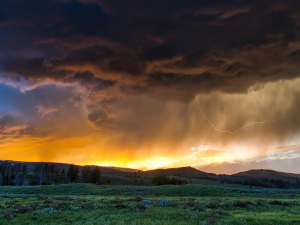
[220,177,300,189]
[0,162,101,186]
[152,174,187,185]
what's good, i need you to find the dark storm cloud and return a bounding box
[72,70,116,90]
[290,50,300,61]
[1,0,300,137]
[0,0,299,99]
[50,46,116,67]
[103,57,146,76]
[0,57,72,81]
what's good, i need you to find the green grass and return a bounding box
[0,184,222,196]
[0,183,299,197]
[0,184,300,224]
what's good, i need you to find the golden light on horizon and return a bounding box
[1,70,300,171]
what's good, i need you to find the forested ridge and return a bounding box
[0,162,100,186]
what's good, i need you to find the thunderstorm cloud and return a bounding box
[1,0,300,169]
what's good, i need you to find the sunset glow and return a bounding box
[1,0,300,172]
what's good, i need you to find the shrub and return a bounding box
[206,199,221,209]
[209,210,230,217]
[53,202,71,210]
[13,204,30,214]
[255,199,266,206]
[233,200,253,208]
[191,203,206,212]
[3,210,15,219]
[36,195,48,200]
[206,219,216,225]
[52,196,74,201]
[5,200,18,206]
[43,200,54,205]
[184,200,206,212]
[268,200,293,206]
[31,212,41,218]
[1,195,14,199]
[109,198,124,204]
[115,203,128,209]
[129,196,143,202]
[269,200,282,205]
[136,203,148,212]
[80,202,93,209]
[27,202,41,210]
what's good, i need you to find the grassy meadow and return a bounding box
[0,184,300,225]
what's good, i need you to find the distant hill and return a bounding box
[143,166,216,177]
[199,162,249,175]
[245,157,300,174]
[107,167,139,172]
[232,169,300,182]
[215,169,300,188]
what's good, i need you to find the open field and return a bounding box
[0,184,300,225]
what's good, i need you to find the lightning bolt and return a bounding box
[196,98,286,134]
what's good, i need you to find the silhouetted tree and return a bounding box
[67,165,79,183]
[82,166,92,183]
[21,165,27,186]
[61,169,67,183]
[92,167,101,184]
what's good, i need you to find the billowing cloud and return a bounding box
[0,114,26,133]
[36,105,58,118]
[0,0,300,169]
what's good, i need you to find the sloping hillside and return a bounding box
[233,169,300,182]
[107,167,139,172]
[143,166,216,177]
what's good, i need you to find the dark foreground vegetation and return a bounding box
[0,184,300,225]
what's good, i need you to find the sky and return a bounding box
[1,0,300,171]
